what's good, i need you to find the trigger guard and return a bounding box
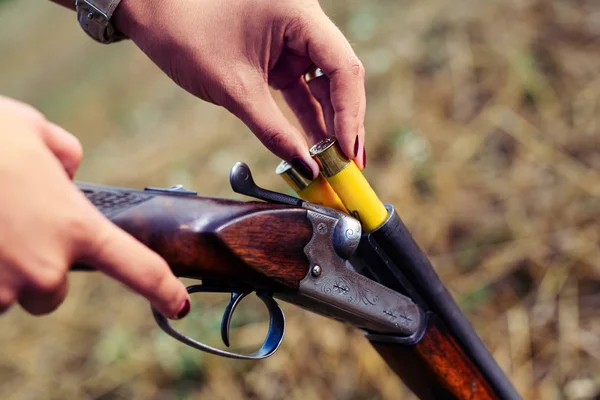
[151,285,285,360]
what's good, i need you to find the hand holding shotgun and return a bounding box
[0,96,190,320]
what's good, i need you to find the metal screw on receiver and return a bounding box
[311,265,322,277]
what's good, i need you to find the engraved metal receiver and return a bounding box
[230,163,423,336]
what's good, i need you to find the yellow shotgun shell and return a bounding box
[275,160,348,213]
[310,137,388,231]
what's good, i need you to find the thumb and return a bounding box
[227,87,319,180]
[75,205,190,320]
[0,96,83,179]
[41,122,83,179]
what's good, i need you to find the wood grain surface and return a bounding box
[75,191,313,290]
[370,316,498,400]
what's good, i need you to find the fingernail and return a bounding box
[354,136,360,158]
[291,157,315,181]
[363,147,367,168]
[175,299,190,320]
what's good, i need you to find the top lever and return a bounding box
[230,162,304,206]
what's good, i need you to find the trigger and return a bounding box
[221,292,250,347]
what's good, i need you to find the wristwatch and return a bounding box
[75,0,127,44]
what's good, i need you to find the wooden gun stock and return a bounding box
[72,183,312,290]
[369,315,497,399]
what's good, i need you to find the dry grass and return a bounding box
[1,0,600,398]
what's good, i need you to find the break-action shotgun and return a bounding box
[72,143,520,399]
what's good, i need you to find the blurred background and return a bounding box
[1,0,600,398]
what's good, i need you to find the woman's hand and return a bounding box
[114,0,366,180]
[0,96,190,319]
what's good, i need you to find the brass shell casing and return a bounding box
[309,137,350,177]
[276,160,311,192]
[309,138,389,231]
[276,160,348,213]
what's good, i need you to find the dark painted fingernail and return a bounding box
[363,147,367,168]
[354,136,360,158]
[175,299,190,320]
[291,157,315,181]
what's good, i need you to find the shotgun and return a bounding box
[72,140,520,400]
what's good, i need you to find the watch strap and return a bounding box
[76,0,127,44]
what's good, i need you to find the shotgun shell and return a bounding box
[310,137,388,231]
[276,160,348,213]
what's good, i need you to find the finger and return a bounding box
[354,85,367,169]
[356,124,366,170]
[18,278,68,316]
[0,300,13,315]
[76,209,190,320]
[227,86,319,180]
[286,17,366,161]
[41,122,83,179]
[281,77,327,144]
[0,264,19,314]
[306,75,365,168]
[0,96,83,178]
[0,292,14,315]
[305,75,336,139]
[0,280,16,315]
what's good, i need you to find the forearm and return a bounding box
[49,0,75,11]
